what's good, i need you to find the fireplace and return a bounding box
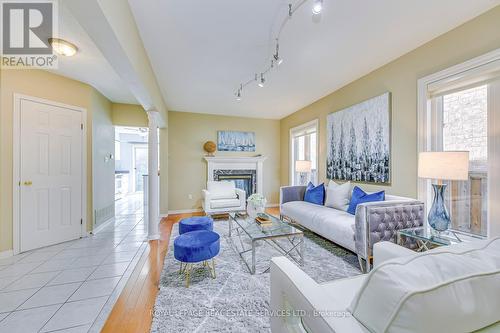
[214,169,256,199]
[204,155,267,197]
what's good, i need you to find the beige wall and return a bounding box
[0,69,114,252]
[112,103,148,127]
[280,6,500,198]
[168,111,280,212]
[92,90,115,227]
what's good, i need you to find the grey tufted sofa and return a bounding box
[280,185,424,272]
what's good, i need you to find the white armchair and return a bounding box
[270,238,500,333]
[202,180,246,215]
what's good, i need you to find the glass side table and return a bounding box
[396,226,483,252]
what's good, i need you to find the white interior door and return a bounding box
[20,99,83,252]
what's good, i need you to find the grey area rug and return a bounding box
[151,217,361,333]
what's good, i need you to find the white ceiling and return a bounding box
[47,3,137,104]
[128,0,499,119]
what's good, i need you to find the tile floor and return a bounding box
[0,194,148,333]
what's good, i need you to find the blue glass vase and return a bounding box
[428,184,450,232]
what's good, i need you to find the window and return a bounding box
[290,120,318,186]
[418,51,500,237]
[440,85,488,236]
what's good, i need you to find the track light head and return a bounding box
[236,86,242,100]
[312,0,323,15]
[273,42,283,66]
[274,54,284,66]
[258,73,265,88]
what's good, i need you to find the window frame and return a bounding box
[289,119,319,186]
[417,48,500,238]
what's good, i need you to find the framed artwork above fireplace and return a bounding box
[217,131,256,152]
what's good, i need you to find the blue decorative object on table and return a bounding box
[304,182,325,205]
[418,151,470,232]
[428,184,450,232]
[179,216,213,234]
[347,186,385,215]
[174,230,220,287]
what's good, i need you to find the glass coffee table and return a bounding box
[228,213,304,274]
[396,226,483,252]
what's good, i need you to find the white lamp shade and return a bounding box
[295,160,312,173]
[418,151,469,181]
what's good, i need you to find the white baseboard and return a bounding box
[266,203,279,208]
[168,208,203,215]
[159,213,169,218]
[0,249,13,259]
[91,217,114,234]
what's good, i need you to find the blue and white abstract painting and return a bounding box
[326,92,391,184]
[217,131,256,152]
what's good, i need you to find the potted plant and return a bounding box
[247,193,267,218]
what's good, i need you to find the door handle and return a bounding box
[23,181,33,186]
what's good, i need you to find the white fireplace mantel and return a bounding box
[204,156,267,194]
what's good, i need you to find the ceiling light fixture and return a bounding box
[273,41,284,66]
[233,0,325,99]
[258,73,265,88]
[49,38,78,57]
[312,0,323,15]
[236,85,242,100]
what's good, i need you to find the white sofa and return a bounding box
[202,180,246,215]
[280,184,424,272]
[270,238,500,333]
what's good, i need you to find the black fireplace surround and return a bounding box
[213,169,256,199]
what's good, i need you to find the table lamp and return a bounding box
[295,160,312,185]
[418,151,469,231]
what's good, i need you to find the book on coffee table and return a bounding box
[255,213,272,225]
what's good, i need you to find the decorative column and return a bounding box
[147,110,160,240]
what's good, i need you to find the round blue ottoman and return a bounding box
[174,230,220,263]
[179,216,213,234]
[174,230,220,287]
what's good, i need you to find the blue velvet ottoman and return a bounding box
[179,216,214,234]
[174,230,220,287]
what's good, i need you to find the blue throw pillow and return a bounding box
[347,186,385,215]
[304,182,325,205]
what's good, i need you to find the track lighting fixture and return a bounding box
[274,55,284,66]
[258,73,265,88]
[233,0,325,100]
[312,0,323,15]
[273,42,283,66]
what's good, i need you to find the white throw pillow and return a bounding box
[207,181,237,199]
[324,180,351,211]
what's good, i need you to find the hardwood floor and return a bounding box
[101,212,201,333]
[101,208,279,333]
